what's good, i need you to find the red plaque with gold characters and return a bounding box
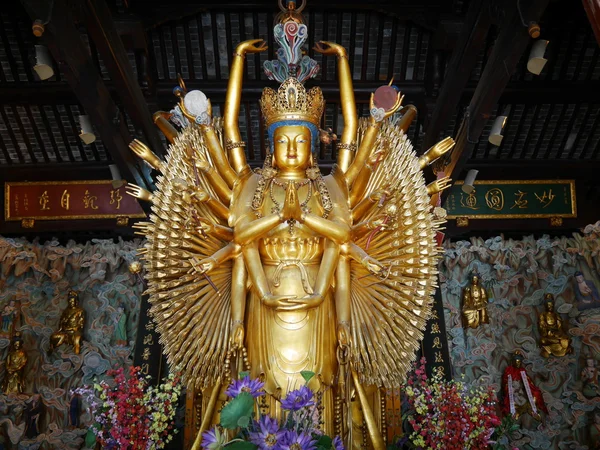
[4,181,146,221]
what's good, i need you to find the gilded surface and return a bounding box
[49,290,85,355]
[128,3,451,447]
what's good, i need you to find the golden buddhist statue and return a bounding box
[462,274,489,329]
[49,290,85,355]
[539,293,572,358]
[3,334,27,395]
[126,2,453,447]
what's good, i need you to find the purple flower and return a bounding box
[225,376,265,398]
[280,431,317,450]
[281,386,315,411]
[202,426,226,450]
[332,436,344,450]
[249,415,284,449]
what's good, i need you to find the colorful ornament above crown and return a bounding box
[264,0,319,83]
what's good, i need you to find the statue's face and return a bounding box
[513,357,522,368]
[547,301,554,312]
[273,125,312,171]
[472,275,479,285]
[13,340,21,350]
[69,296,77,307]
[587,359,595,368]
[576,274,584,282]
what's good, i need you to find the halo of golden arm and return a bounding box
[348,119,443,388]
[138,125,233,390]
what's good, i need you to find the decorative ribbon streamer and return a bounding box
[272,260,314,294]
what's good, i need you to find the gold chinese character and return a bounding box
[459,190,479,210]
[60,190,70,210]
[535,189,555,208]
[142,347,151,360]
[140,363,149,374]
[432,336,443,349]
[431,322,441,334]
[145,322,155,331]
[39,191,50,210]
[430,309,439,320]
[510,190,528,209]
[435,351,443,363]
[433,365,445,378]
[110,189,123,210]
[143,334,154,346]
[83,190,99,210]
[485,188,504,211]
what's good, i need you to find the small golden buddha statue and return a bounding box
[50,290,85,355]
[2,333,27,395]
[538,294,571,358]
[462,274,489,328]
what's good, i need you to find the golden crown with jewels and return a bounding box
[260,77,324,127]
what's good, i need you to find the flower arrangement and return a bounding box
[401,358,500,450]
[74,366,181,450]
[202,371,343,450]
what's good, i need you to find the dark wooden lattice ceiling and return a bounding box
[0,0,599,236]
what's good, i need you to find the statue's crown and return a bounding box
[260,1,323,128]
[260,78,324,127]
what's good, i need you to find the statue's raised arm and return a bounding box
[224,39,268,176]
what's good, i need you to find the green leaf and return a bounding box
[237,416,250,428]
[226,442,257,450]
[239,371,250,379]
[315,434,332,449]
[220,392,255,429]
[300,370,315,383]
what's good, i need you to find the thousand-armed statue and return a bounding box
[127,2,454,448]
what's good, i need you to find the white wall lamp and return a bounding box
[527,40,549,75]
[489,115,508,146]
[33,45,54,80]
[78,115,96,145]
[462,169,479,194]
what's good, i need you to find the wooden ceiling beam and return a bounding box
[83,0,165,157]
[434,0,551,206]
[421,0,493,152]
[582,0,600,47]
[5,79,600,108]
[18,0,152,192]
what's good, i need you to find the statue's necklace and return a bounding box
[270,178,312,234]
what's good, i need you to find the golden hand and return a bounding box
[337,321,351,347]
[366,146,389,170]
[313,41,346,58]
[262,294,298,309]
[280,182,303,222]
[368,189,391,205]
[286,293,325,311]
[125,183,153,202]
[188,256,216,275]
[236,39,268,55]
[129,139,164,172]
[367,217,391,231]
[184,188,210,204]
[231,322,244,349]
[418,136,455,169]
[426,176,452,195]
[369,91,404,122]
[361,255,386,275]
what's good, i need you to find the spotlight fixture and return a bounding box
[109,164,125,189]
[78,115,96,145]
[462,169,479,194]
[33,45,54,80]
[527,40,549,75]
[488,115,507,146]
